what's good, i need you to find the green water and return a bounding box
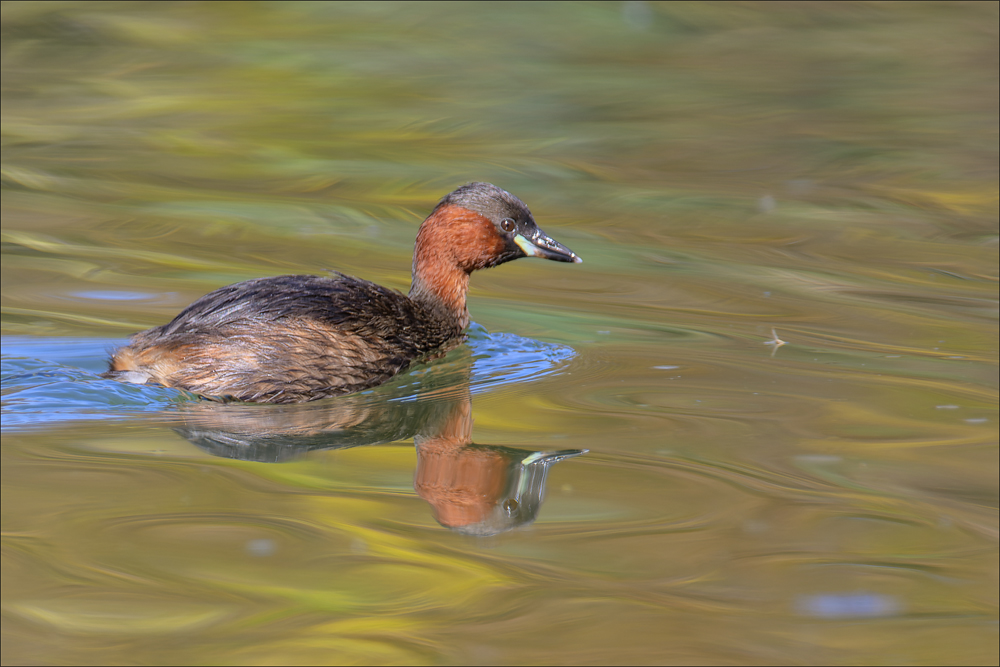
[2,2,997,664]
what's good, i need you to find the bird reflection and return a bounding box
[170,354,585,535]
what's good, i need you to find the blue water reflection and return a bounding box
[797,592,903,619]
[1,324,574,428]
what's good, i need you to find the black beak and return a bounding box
[514,227,582,263]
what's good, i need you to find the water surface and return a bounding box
[2,2,997,664]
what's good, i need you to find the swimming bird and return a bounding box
[105,182,580,403]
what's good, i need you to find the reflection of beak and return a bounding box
[514,229,582,263]
[520,449,588,465]
[504,448,588,520]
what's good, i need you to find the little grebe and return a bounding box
[105,182,581,403]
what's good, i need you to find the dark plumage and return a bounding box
[105,182,580,403]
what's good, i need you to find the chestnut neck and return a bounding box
[409,205,503,329]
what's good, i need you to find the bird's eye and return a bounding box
[502,498,519,516]
[500,218,516,233]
